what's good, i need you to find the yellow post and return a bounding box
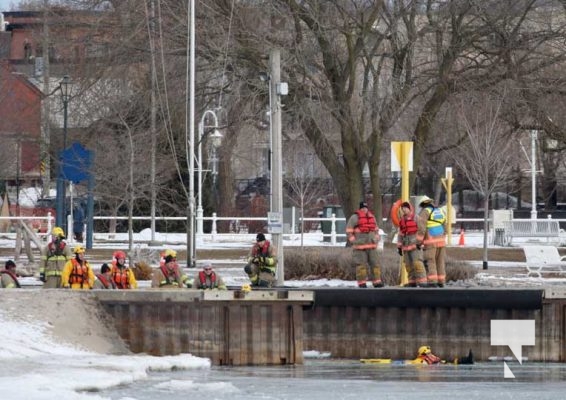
[391,142,413,286]
[441,167,454,245]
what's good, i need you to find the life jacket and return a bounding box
[1,270,21,288]
[425,206,446,236]
[95,273,114,289]
[159,264,180,287]
[354,210,377,233]
[198,271,217,289]
[399,214,418,235]
[252,241,271,257]
[68,259,90,287]
[47,240,66,258]
[111,262,132,289]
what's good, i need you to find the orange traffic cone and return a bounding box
[459,229,465,246]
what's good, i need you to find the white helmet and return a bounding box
[418,195,433,206]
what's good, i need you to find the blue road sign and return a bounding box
[61,142,92,183]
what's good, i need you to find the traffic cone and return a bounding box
[459,229,465,247]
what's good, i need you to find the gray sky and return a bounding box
[0,1,16,13]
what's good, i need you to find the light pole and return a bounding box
[197,110,222,235]
[55,75,71,228]
[259,72,273,211]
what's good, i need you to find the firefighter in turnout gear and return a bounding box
[193,261,227,290]
[61,245,95,289]
[152,252,184,288]
[346,202,383,288]
[417,196,447,287]
[93,263,116,289]
[397,202,427,287]
[39,226,73,288]
[110,250,138,289]
[244,233,277,287]
[1,260,21,288]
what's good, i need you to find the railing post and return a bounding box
[211,213,217,241]
[47,212,53,237]
[291,206,296,240]
[331,213,336,245]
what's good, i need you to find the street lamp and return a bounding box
[55,75,71,228]
[196,110,222,235]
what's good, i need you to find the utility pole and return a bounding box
[269,49,285,286]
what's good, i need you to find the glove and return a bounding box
[39,272,46,282]
[260,256,267,265]
[397,248,403,256]
[416,243,422,250]
[252,257,260,264]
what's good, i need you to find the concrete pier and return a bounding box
[95,289,314,366]
[90,287,566,364]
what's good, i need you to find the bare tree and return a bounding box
[450,93,518,269]
[284,147,326,247]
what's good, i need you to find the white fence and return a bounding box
[2,211,566,247]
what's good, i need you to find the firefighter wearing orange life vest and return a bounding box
[410,345,442,365]
[417,196,447,287]
[397,202,427,287]
[61,245,95,289]
[110,250,138,289]
[39,226,73,288]
[193,261,227,290]
[346,201,383,288]
[152,251,184,288]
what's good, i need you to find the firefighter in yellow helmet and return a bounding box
[61,245,95,289]
[152,250,184,288]
[411,345,441,365]
[417,196,447,287]
[39,226,73,288]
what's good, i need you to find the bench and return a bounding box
[523,246,566,278]
[502,220,561,246]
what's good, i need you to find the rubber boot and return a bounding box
[356,265,368,288]
[371,266,384,287]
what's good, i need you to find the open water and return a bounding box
[101,359,566,400]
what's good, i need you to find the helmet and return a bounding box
[418,196,433,206]
[113,250,126,260]
[164,249,177,258]
[52,226,65,238]
[418,346,431,356]
[73,245,86,254]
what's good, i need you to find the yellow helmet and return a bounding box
[418,345,431,355]
[164,249,177,258]
[52,226,65,238]
[73,244,86,254]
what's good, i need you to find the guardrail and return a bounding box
[4,211,566,247]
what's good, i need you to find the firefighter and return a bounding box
[110,250,138,289]
[244,233,277,287]
[39,226,73,288]
[346,201,383,288]
[0,260,21,288]
[152,253,184,288]
[93,263,116,289]
[397,202,427,287]
[410,345,442,365]
[61,244,95,289]
[193,261,227,290]
[417,196,447,287]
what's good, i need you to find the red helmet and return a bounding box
[113,250,126,260]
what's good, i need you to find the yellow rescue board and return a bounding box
[360,358,393,364]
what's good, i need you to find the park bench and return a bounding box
[522,246,566,278]
[502,220,561,246]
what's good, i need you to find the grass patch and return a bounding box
[284,247,476,285]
